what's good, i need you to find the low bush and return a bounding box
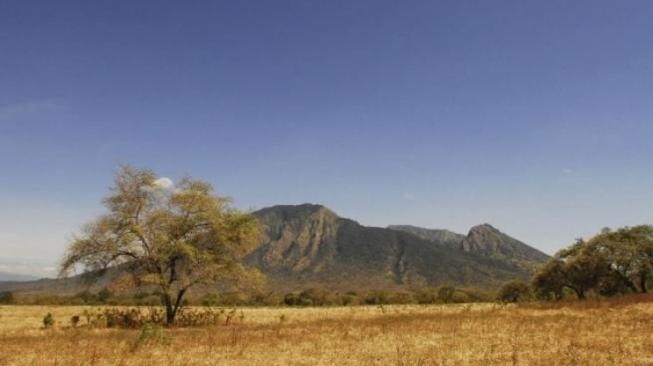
[42,313,54,328]
[67,307,242,328]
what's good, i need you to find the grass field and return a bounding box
[1,298,653,365]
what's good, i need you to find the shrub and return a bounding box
[201,293,220,307]
[363,290,391,305]
[340,292,359,306]
[437,286,456,303]
[131,323,170,352]
[70,315,81,327]
[0,291,14,304]
[413,288,437,304]
[283,293,300,306]
[43,313,54,328]
[98,288,113,303]
[497,281,532,303]
[76,307,232,328]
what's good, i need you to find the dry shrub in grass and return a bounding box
[71,307,240,328]
[522,292,653,311]
[42,313,54,328]
[130,323,171,352]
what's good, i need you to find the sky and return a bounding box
[1,1,652,277]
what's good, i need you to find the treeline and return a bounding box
[496,225,653,303]
[1,286,494,307]
[199,286,492,306]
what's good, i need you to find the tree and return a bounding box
[557,241,610,299]
[534,237,617,300]
[585,226,653,294]
[497,280,532,303]
[532,260,566,300]
[437,285,455,303]
[60,166,261,325]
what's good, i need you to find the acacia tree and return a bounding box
[586,226,653,293]
[558,243,609,299]
[60,166,261,325]
[533,239,610,300]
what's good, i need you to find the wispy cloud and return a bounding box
[402,192,416,201]
[0,100,64,121]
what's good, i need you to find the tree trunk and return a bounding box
[162,289,187,326]
[571,287,585,300]
[163,294,175,326]
[640,275,648,293]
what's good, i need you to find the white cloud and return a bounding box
[562,168,574,175]
[153,177,174,189]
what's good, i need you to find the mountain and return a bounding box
[387,225,466,246]
[388,223,549,272]
[0,204,549,295]
[460,224,549,267]
[0,272,39,282]
[0,267,124,295]
[247,204,544,291]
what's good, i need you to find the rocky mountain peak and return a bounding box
[249,204,341,274]
[461,224,549,270]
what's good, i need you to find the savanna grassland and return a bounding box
[1,298,653,366]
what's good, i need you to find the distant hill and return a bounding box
[388,223,549,272]
[0,272,39,282]
[0,204,550,295]
[0,267,122,295]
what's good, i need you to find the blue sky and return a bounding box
[1,1,652,277]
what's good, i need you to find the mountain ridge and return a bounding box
[388,222,549,272]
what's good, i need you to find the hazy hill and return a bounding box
[0,272,38,282]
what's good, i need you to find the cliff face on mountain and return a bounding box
[459,224,550,269]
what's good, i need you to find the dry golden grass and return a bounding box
[2,297,653,365]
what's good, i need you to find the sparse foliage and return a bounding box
[59,166,261,325]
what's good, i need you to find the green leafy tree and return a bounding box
[497,280,532,303]
[532,260,566,300]
[533,233,639,300]
[60,166,261,325]
[554,239,611,299]
[586,226,653,293]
